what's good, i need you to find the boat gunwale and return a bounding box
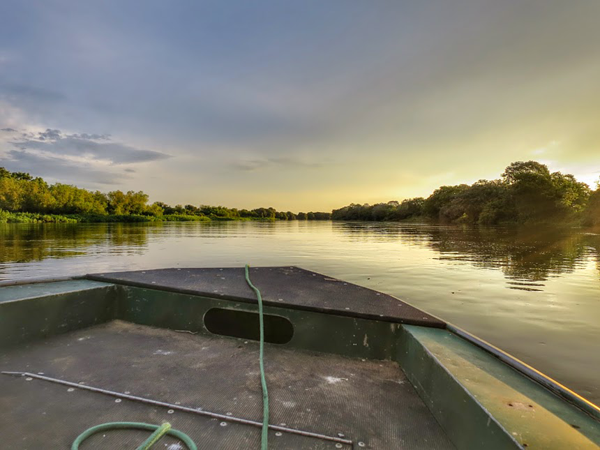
[0,275,84,287]
[447,323,600,421]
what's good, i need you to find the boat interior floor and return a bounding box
[0,320,455,449]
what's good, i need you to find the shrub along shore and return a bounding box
[0,167,330,223]
[0,210,214,223]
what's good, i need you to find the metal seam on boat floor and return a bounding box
[1,371,353,446]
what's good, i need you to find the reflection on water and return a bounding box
[2,222,598,284]
[336,223,600,288]
[0,223,150,262]
[0,221,599,404]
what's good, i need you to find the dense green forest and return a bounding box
[332,161,600,226]
[0,167,331,223]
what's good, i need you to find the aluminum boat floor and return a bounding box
[0,321,454,449]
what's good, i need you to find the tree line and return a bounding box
[0,167,331,223]
[332,161,600,226]
[2,161,599,226]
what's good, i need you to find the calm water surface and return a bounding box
[1,221,598,403]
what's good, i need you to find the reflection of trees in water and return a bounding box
[149,220,282,239]
[336,222,600,283]
[431,227,594,284]
[0,221,282,266]
[0,223,150,263]
[0,221,281,267]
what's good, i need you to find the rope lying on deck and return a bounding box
[71,421,196,450]
[245,264,270,450]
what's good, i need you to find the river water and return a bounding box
[1,221,598,404]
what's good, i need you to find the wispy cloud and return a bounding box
[8,128,170,164]
[2,150,129,185]
[231,155,331,172]
[0,127,170,187]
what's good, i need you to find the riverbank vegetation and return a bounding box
[332,161,600,226]
[0,167,331,223]
[2,161,598,226]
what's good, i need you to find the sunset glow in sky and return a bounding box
[1,1,599,211]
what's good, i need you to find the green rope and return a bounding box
[71,422,196,450]
[245,264,269,450]
[138,422,171,450]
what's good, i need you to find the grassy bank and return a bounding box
[0,210,213,224]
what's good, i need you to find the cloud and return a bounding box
[232,160,264,172]
[36,128,61,140]
[1,150,129,185]
[9,128,170,164]
[71,132,111,140]
[0,127,170,188]
[1,127,17,132]
[231,155,331,172]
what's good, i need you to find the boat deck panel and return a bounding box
[0,321,454,449]
[87,267,445,328]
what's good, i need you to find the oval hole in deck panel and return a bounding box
[203,308,293,344]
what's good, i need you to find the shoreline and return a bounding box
[0,210,331,224]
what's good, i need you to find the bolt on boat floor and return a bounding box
[0,267,599,449]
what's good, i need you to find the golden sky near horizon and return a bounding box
[1,1,599,211]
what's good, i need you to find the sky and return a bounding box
[1,0,599,211]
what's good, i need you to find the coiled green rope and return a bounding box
[71,421,196,450]
[245,264,269,450]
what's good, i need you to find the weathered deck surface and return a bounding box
[87,267,445,328]
[0,321,454,449]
